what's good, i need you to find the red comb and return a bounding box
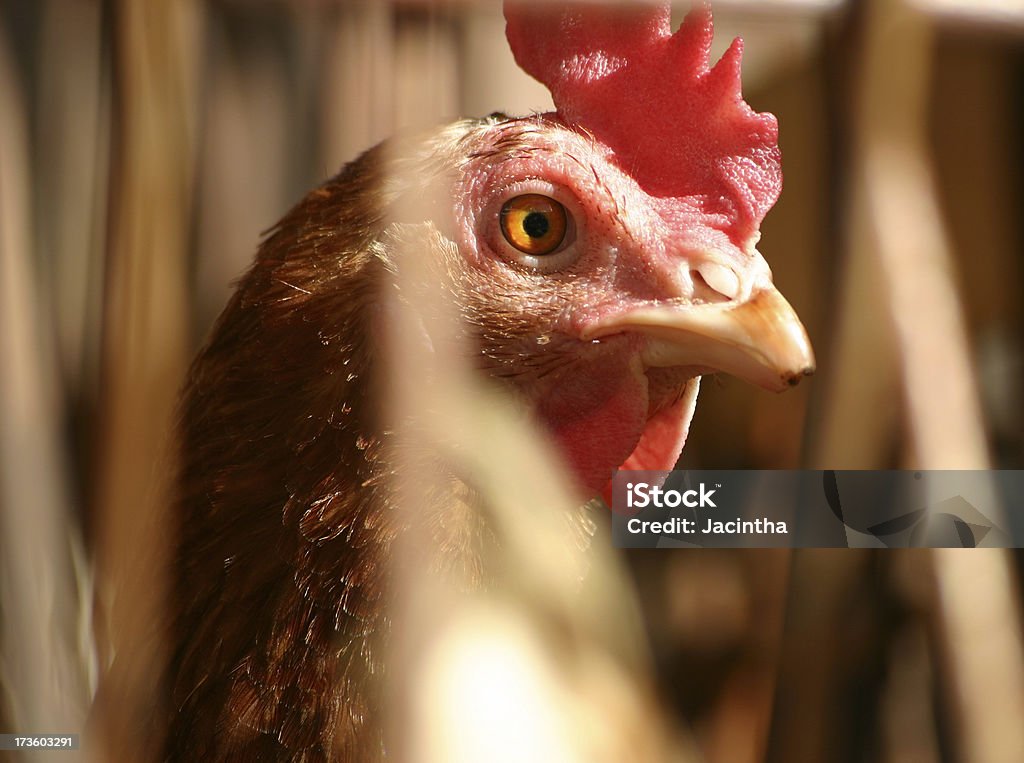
[504,1,781,248]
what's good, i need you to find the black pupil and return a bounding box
[522,211,550,239]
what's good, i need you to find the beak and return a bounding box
[584,286,816,392]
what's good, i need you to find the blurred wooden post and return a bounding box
[320,2,396,171]
[393,6,459,131]
[849,1,1024,761]
[36,0,109,407]
[194,6,292,335]
[0,16,92,751]
[460,1,553,117]
[90,0,200,759]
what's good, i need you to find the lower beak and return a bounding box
[585,286,816,392]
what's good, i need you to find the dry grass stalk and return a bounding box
[0,19,94,753]
[88,0,202,759]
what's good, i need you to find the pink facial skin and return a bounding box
[422,1,802,498]
[448,121,732,497]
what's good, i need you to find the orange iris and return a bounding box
[499,194,568,256]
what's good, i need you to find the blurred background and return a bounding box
[1,0,1023,761]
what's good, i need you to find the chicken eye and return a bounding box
[499,194,568,256]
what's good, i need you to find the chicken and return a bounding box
[163,1,814,760]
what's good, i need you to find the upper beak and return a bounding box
[584,286,816,392]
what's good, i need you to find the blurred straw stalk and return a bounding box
[334,70,695,759]
[88,0,201,759]
[823,1,1024,762]
[874,4,1023,762]
[0,15,93,752]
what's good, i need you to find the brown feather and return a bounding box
[167,120,498,761]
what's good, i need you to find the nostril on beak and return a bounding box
[693,263,740,302]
